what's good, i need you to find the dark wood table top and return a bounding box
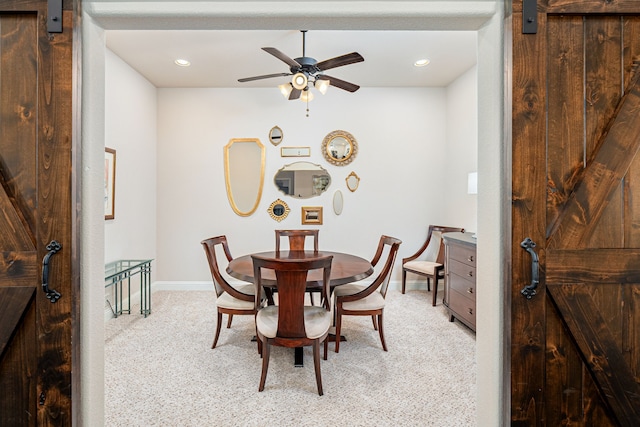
[227,250,373,290]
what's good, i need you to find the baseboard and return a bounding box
[105,279,410,320]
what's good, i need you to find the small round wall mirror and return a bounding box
[322,130,357,166]
[346,171,360,192]
[269,126,283,146]
[267,198,290,222]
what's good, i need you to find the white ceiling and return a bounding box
[106,30,477,89]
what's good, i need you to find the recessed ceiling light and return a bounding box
[174,59,191,67]
[414,58,430,67]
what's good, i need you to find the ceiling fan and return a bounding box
[238,30,364,100]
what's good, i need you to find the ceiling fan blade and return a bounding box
[317,75,360,93]
[316,52,364,71]
[289,88,302,100]
[238,72,291,83]
[262,47,301,69]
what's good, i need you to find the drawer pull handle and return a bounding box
[520,237,539,299]
[467,255,474,262]
[467,308,473,315]
[467,271,473,277]
[467,288,474,294]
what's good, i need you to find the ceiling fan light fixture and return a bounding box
[300,89,314,103]
[278,83,293,99]
[291,72,308,90]
[315,79,330,95]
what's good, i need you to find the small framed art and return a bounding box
[104,147,116,220]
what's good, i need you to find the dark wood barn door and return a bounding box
[511,1,640,425]
[0,0,76,425]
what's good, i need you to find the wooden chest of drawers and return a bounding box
[443,232,477,332]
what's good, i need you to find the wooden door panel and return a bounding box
[0,1,75,424]
[0,287,37,427]
[0,13,38,238]
[547,284,640,423]
[512,3,640,425]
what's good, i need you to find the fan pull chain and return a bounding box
[306,98,310,117]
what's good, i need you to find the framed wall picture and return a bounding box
[281,146,311,157]
[301,206,323,225]
[104,147,116,220]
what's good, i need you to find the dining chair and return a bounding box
[275,229,319,252]
[252,254,333,396]
[401,225,464,306]
[275,229,320,305]
[201,235,264,350]
[333,235,402,353]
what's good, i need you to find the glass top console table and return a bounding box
[105,259,153,318]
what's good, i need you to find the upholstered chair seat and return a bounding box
[256,305,331,339]
[401,225,465,306]
[215,284,257,310]
[402,260,442,276]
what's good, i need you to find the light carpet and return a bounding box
[105,290,476,426]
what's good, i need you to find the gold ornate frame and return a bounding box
[302,206,323,225]
[267,198,290,222]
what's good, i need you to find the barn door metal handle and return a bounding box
[42,240,62,303]
[520,237,539,299]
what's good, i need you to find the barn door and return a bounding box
[0,0,76,425]
[511,1,640,425]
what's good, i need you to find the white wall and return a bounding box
[85,2,503,426]
[104,49,158,267]
[445,65,478,232]
[155,86,469,284]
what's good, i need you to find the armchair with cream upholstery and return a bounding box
[401,225,464,306]
[333,235,402,353]
[201,235,264,349]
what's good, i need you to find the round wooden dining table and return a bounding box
[227,250,373,367]
[227,250,374,290]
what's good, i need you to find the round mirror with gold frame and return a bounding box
[322,130,357,166]
[269,126,283,146]
[267,198,290,222]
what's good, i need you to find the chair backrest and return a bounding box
[201,235,252,302]
[275,229,319,252]
[428,225,465,264]
[252,255,332,338]
[344,236,402,301]
[407,225,465,264]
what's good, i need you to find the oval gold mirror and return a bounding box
[269,126,283,146]
[267,198,290,221]
[322,130,357,166]
[274,161,331,199]
[224,138,265,216]
[346,171,360,192]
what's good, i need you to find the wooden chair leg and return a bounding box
[401,269,407,294]
[313,340,324,396]
[212,311,223,349]
[427,277,431,292]
[309,291,315,306]
[335,309,342,353]
[432,276,439,307]
[226,314,233,328]
[377,312,388,351]
[323,337,328,360]
[258,340,270,392]
[371,315,378,331]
